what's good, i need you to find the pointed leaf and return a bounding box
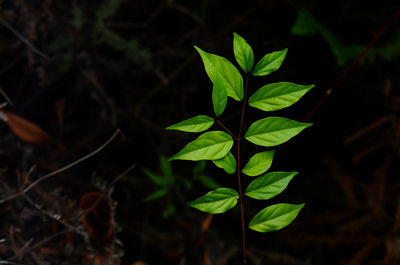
[233,32,254,73]
[143,188,168,202]
[245,117,312,147]
[249,82,314,111]
[245,171,297,200]
[188,188,239,214]
[160,155,174,185]
[212,152,236,174]
[242,150,275,177]
[195,46,244,101]
[252,48,288,76]
[249,203,304,232]
[2,111,52,143]
[212,73,228,116]
[142,168,166,187]
[166,115,214,132]
[169,131,233,161]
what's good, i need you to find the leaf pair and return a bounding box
[233,32,287,76]
[195,47,243,117]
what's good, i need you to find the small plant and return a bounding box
[166,33,314,264]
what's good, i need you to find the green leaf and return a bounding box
[160,155,174,185]
[212,152,236,174]
[242,150,275,177]
[162,204,175,219]
[252,48,288,76]
[166,115,214,132]
[142,168,166,187]
[249,203,304,232]
[195,46,244,101]
[143,188,168,202]
[169,131,233,161]
[197,175,221,189]
[245,171,298,200]
[188,188,239,214]
[193,160,207,176]
[245,117,312,147]
[249,82,314,111]
[212,73,228,116]
[233,32,254,73]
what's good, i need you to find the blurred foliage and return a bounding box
[292,8,400,66]
[142,156,220,218]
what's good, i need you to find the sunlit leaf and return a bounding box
[213,73,228,116]
[245,117,312,147]
[245,171,297,200]
[188,188,239,214]
[242,150,275,177]
[249,82,314,111]
[195,46,244,101]
[166,115,214,132]
[212,152,236,174]
[233,32,254,73]
[249,203,304,232]
[169,131,233,161]
[252,48,288,76]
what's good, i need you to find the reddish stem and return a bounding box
[237,75,249,265]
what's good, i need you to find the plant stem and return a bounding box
[216,119,237,140]
[237,75,249,265]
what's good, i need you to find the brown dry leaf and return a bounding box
[1,110,52,143]
[79,192,114,247]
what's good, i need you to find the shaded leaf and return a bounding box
[242,150,275,177]
[197,175,221,189]
[249,82,314,111]
[249,203,304,232]
[252,48,288,76]
[2,111,52,143]
[162,204,175,219]
[245,117,312,147]
[193,160,207,176]
[160,155,174,185]
[169,131,233,161]
[166,115,214,132]
[233,32,254,73]
[195,46,244,101]
[212,73,228,116]
[212,152,236,174]
[188,188,238,214]
[245,171,298,200]
[142,168,166,187]
[143,188,168,202]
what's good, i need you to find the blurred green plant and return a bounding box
[292,8,400,66]
[166,33,313,264]
[142,155,220,218]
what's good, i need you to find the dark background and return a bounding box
[0,0,400,264]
